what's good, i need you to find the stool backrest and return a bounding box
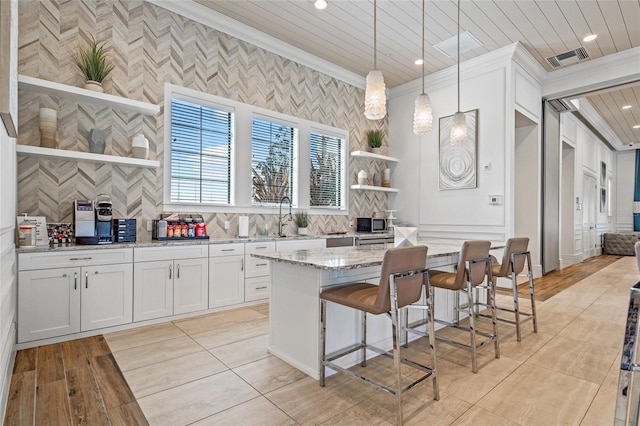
[451,240,491,288]
[375,245,428,312]
[498,237,530,276]
[636,241,640,274]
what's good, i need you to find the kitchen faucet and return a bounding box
[278,196,292,237]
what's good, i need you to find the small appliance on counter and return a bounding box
[113,218,136,242]
[356,217,387,233]
[73,194,114,245]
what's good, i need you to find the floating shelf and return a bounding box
[349,151,399,163]
[16,145,160,169]
[350,184,398,193]
[18,75,160,116]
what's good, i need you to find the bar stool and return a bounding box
[320,245,438,425]
[487,237,537,342]
[427,240,498,373]
[635,241,640,273]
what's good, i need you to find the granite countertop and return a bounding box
[15,232,389,254]
[252,242,468,271]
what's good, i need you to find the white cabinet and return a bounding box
[209,243,245,308]
[276,238,325,252]
[245,242,276,302]
[17,249,134,343]
[133,245,209,321]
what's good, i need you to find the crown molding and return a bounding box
[512,44,546,84]
[145,0,365,89]
[542,46,640,99]
[390,43,519,99]
[574,98,623,150]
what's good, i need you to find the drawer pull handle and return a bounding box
[221,249,235,252]
[70,257,92,261]
[74,272,77,290]
[177,264,180,279]
[241,258,244,271]
[255,286,268,290]
[169,264,172,279]
[85,271,88,289]
[256,263,268,267]
[255,246,268,249]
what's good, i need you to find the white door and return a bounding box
[18,267,81,343]
[582,174,597,259]
[174,258,209,315]
[209,255,245,308]
[133,260,173,321]
[81,264,133,331]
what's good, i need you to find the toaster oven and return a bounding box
[356,217,387,233]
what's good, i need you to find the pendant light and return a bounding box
[413,0,433,135]
[450,0,467,147]
[364,0,386,120]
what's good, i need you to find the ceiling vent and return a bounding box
[546,47,590,68]
[548,98,577,113]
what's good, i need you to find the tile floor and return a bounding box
[103,256,638,425]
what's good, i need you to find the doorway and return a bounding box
[582,173,597,259]
[560,142,575,267]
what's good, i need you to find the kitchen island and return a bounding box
[253,241,501,380]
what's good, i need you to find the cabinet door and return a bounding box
[209,255,244,308]
[18,267,81,343]
[81,264,133,331]
[245,276,270,302]
[174,258,208,315]
[134,261,173,321]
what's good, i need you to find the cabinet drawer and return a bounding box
[245,256,270,278]
[19,248,133,271]
[245,276,270,302]
[276,239,325,252]
[134,245,208,262]
[245,241,276,254]
[210,243,245,257]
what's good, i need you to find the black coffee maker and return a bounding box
[95,194,114,244]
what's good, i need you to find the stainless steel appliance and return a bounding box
[74,199,97,245]
[356,217,387,233]
[616,281,640,424]
[95,194,113,244]
[355,233,394,247]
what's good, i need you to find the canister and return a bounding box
[18,216,37,247]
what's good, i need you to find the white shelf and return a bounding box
[349,150,399,163]
[350,184,398,193]
[18,75,160,116]
[16,145,160,169]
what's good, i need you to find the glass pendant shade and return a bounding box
[364,69,387,120]
[413,93,433,135]
[450,111,467,146]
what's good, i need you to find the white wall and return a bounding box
[0,0,17,419]
[616,150,636,232]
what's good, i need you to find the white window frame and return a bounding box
[163,83,349,215]
[308,126,348,212]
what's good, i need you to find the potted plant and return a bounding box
[294,211,309,235]
[73,37,115,93]
[367,130,383,154]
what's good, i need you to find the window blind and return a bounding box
[310,132,344,208]
[251,117,296,205]
[170,99,233,204]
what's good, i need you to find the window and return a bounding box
[310,132,345,209]
[251,117,297,205]
[169,99,233,204]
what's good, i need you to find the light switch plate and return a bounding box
[224,221,230,230]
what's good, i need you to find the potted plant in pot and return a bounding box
[74,37,115,93]
[367,130,383,155]
[295,211,310,235]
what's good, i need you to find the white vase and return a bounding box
[371,147,381,155]
[131,133,149,159]
[39,108,57,148]
[357,169,367,185]
[298,227,308,236]
[84,81,104,93]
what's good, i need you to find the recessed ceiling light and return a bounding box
[415,58,424,65]
[622,105,632,110]
[314,0,327,10]
[434,31,483,58]
[633,125,640,129]
[583,34,597,42]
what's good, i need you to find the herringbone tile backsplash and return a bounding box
[17,0,390,239]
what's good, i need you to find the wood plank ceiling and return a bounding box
[194,0,640,146]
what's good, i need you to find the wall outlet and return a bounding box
[147,221,153,231]
[224,221,230,230]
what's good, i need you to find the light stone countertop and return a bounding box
[15,233,388,254]
[251,242,472,271]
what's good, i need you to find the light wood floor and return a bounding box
[4,255,637,425]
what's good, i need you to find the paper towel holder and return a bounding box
[238,216,249,238]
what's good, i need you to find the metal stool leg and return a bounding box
[320,299,327,387]
[389,275,404,425]
[361,311,367,367]
[527,252,538,333]
[510,259,522,342]
[466,282,478,373]
[428,285,439,400]
[489,273,500,358]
